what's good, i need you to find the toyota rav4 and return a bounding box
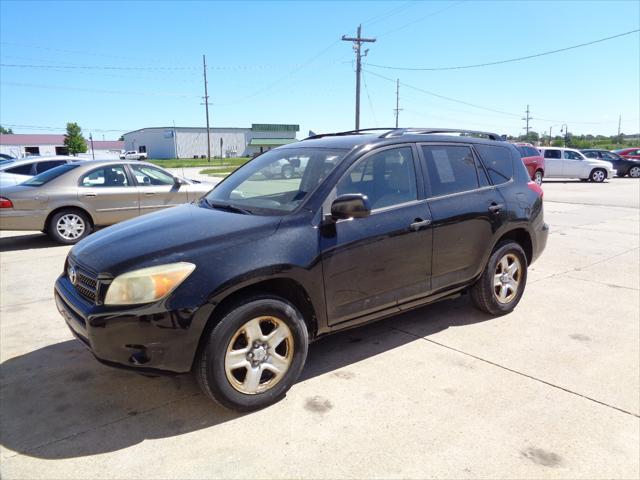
[55,128,548,411]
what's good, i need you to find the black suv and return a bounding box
[55,128,548,411]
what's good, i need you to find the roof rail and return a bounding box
[304,128,398,140]
[379,128,505,141]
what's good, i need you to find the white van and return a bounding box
[538,147,615,182]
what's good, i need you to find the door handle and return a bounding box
[488,203,504,214]
[410,218,431,231]
[145,192,155,196]
[83,192,96,197]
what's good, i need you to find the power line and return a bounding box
[363,68,638,125]
[365,29,639,71]
[361,1,417,29]
[0,62,198,71]
[361,70,379,127]
[0,81,198,97]
[1,123,129,133]
[375,1,464,38]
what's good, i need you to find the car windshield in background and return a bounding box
[21,163,80,186]
[204,147,348,213]
[0,159,15,166]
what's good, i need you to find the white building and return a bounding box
[122,124,299,159]
[0,134,124,159]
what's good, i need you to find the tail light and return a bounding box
[527,181,544,198]
[0,197,13,208]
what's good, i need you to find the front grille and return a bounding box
[68,259,98,303]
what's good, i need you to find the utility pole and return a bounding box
[394,78,403,128]
[549,126,553,146]
[561,124,568,147]
[522,105,532,139]
[202,54,211,163]
[342,25,376,130]
[89,133,95,160]
[618,114,622,143]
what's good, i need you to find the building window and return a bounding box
[55,147,69,155]
[139,145,147,153]
[25,146,40,156]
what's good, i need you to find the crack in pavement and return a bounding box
[0,297,53,310]
[562,274,639,291]
[392,326,640,419]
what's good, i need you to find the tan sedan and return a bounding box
[0,160,214,244]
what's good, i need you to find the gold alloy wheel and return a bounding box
[224,316,294,395]
[493,253,522,304]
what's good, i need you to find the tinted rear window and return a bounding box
[421,145,480,196]
[544,149,561,159]
[22,163,80,186]
[475,145,513,185]
[5,164,33,175]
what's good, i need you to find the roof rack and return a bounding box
[379,128,505,141]
[304,128,398,140]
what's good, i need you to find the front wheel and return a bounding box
[195,296,309,411]
[629,165,640,178]
[48,209,92,244]
[590,168,607,183]
[471,241,528,315]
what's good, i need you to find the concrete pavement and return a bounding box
[1,178,638,479]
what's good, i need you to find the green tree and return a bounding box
[0,125,13,134]
[63,122,87,155]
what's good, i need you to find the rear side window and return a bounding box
[583,151,599,159]
[544,149,561,159]
[35,160,66,174]
[5,164,34,175]
[421,145,480,196]
[475,145,513,185]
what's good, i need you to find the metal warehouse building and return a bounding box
[122,124,299,159]
[0,134,123,159]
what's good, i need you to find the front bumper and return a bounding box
[54,275,212,374]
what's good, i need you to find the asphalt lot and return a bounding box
[0,178,638,479]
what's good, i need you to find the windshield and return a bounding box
[21,163,80,186]
[204,147,348,213]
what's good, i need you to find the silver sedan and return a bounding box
[0,160,214,244]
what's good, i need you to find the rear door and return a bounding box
[542,149,563,177]
[420,143,507,291]
[78,164,139,225]
[128,164,189,214]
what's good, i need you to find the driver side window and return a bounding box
[130,165,174,186]
[335,147,417,210]
[564,151,581,160]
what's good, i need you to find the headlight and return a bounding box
[104,262,195,306]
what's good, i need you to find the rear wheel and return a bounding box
[590,168,606,183]
[629,165,640,178]
[195,296,308,411]
[471,241,527,315]
[534,170,543,185]
[48,209,92,245]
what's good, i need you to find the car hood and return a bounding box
[588,159,614,168]
[70,203,281,275]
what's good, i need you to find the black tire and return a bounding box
[589,168,607,183]
[471,240,528,315]
[47,209,92,245]
[628,165,640,178]
[195,295,309,411]
[281,165,294,179]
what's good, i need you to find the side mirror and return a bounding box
[173,176,185,186]
[330,194,371,220]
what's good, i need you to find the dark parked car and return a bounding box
[55,128,548,411]
[584,149,640,177]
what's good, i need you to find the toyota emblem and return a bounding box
[68,265,77,286]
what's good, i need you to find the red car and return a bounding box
[515,143,545,185]
[614,147,640,160]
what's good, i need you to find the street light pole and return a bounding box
[89,133,95,160]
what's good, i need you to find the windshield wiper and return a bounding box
[205,199,253,215]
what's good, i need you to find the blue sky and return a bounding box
[1,0,638,140]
